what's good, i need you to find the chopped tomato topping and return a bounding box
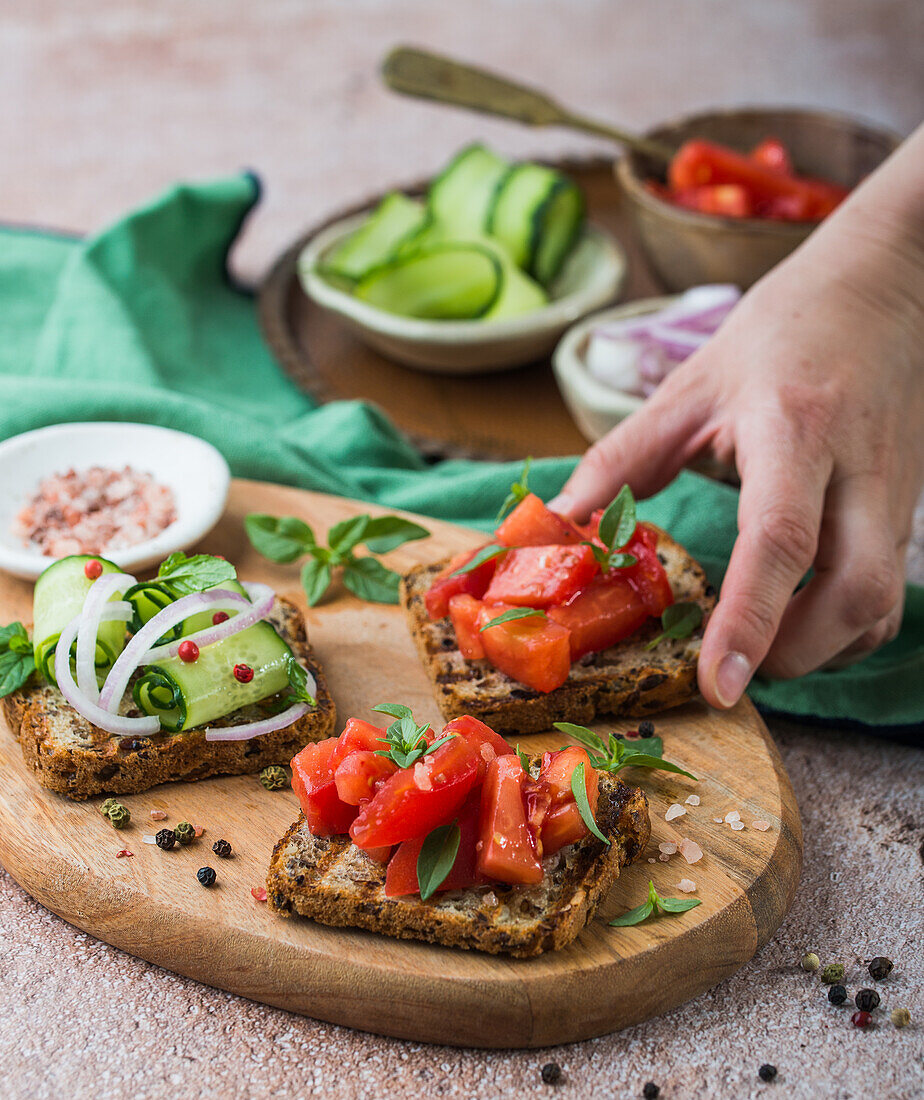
[548,573,649,660]
[478,603,572,693]
[329,717,388,771]
[484,544,599,608]
[442,713,516,782]
[384,792,483,897]
[291,738,357,836]
[425,546,500,620]
[334,750,397,805]
[448,593,487,659]
[477,756,543,885]
[538,746,598,808]
[540,800,589,856]
[750,136,793,175]
[495,493,585,547]
[622,523,673,616]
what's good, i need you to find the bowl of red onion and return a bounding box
[0,423,231,580]
[552,284,740,443]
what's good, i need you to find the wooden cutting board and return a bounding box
[0,479,801,1048]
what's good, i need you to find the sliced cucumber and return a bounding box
[354,243,503,319]
[33,555,127,685]
[427,144,510,236]
[487,164,585,285]
[319,192,428,282]
[124,578,249,646]
[133,620,293,733]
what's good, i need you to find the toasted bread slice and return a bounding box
[1,598,336,800]
[267,771,650,957]
[400,527,715,735]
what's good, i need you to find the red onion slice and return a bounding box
[203,663,317,742]
[76,573,136,701]
[55,614,161,736]
[141,582,275,664]
[99,589,253,713]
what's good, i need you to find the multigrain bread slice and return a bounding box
[1,598,336,800]
[267,771,650,957]
[400,527,716,735]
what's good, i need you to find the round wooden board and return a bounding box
[258,159,665,461]
[0,479,801,1048]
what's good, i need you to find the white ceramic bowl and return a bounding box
[297,213,628,374]
[0,423,231,580]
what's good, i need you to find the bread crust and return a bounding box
[267,771,650,957]
[400,527,715,734]
[3,598,336,800]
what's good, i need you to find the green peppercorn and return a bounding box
[890,1007,911,1028]
[107,804,131,829]
[260,765,287,791]
[828,985,848,1006]
[197,866,217,887]
[212,839,233,859]
[174,821,195,845]
[868,956,893,981]
[855,988,880,1013]
[800,952,820,973]
[820,963,844,984]
[100,797,120,816]
[155,828,176,850]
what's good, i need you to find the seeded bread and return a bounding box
[400,527,715,735]
[267,770,650,957]
[1,598,336,800]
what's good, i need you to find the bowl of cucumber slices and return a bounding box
[297,145,627,374]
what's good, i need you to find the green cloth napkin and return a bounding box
[2,175,921,735]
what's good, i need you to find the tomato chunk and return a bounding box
[495,493,585,547]
[329,717,388,771]
[441,714,516,781]
[671,184,755,219]
[622,523,673,616]
[548,574,649,660]
[485,544,599,608]
[425,546,500,620]
[477,756,543,885]
[540,801,589,856]
[478,603,572,693]
[384,792,483,897]
[538,746,598,808]
[349,734,480,850]
[291,738,357,836]
[751,137,793,175]
[334,750,398,805]
[448,593,487,659]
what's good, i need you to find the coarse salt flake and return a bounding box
[684,794,700,806]
[647,858,656,864]
[658,853,671,862]
[413,762,433,791]
[149,810,167,821]
[713,817,724,824]
[675,878,697,893]
[752,820,771,832]
[193,825,205,838]
[665,803,686,821]
[730,820,745,831]
[142,835,158,845]
[724,810,741,823]
[678,838,703,864]
[658,841,678,855]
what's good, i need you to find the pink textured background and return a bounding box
[1,3,922,1097]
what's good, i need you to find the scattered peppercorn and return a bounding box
[174,821,196,845]
[868,956,893,981]
[178,640,199,663]
[890,1007,911,1028]
[758,1064,777,1083]
[800,952,820,972]
[851,1010,872,1029]
[828,985,848,1006]
[100,797,120,816]
[212,839,233,859]
[638,720,655,737]
[540,1063,561,1085]
[155,828,176,850]
[855,988,880,1013]
[107,804,131,829]
[212,611,229,625]
[233,663,254,684]
[84,559,103,580]
[643,1084,660,1100]
[260,765,287,791]
[197,866,217,887]
[820,963,844,984]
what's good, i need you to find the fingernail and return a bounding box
[715,652,751,708]
[548,493,573,514]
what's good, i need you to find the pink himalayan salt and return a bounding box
[678,837,703,864]
[684,794,701,806]
[752,820,771,832]
[675,878,697,893]
[665,803,686,821]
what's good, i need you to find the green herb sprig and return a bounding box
[450,544,510,577]
[0,623,35,699]
[496,457,533,523]
[609,879,701,926]
[156,551,237,596]
[245,513,429,607]
[554,722,697,781]
[515,743,533,774]
[479,608,547,632]
[583,484,638,571]
[284,658,317,706]
[371,703,453,769]
[646,601,704,650]
[571,761,610,845]
[416,821,461,899]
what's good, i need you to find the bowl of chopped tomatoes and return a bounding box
[616,106,900,291]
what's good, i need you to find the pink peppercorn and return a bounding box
[178,640,199,663]
[234,663,254,684]
[84,559,103,580]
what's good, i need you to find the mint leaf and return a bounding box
[627,735,663,757]
[598,484,636,552]
[285,658,317,705]
[571,761,609,845]
[373,708,447,768]
[341,557,401,604]
[610,880,701,926]
[328,515,370,555]
[554,722,694,780]
[609,899,654,927]
[646,601,703,650]
[245,514,316,564]
[450,544,509,577]
[496,456,532,523]
[553,721,608,759]
[479,608,547,632]
[618,751,697,782]
[361,516,430,554]
[371,702,414,721]
[607,552,637,570]
[658,896,701,914]
[417,821,461,900]
[157,552,237,596]
[300,558,333,607]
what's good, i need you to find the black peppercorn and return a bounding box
[638,720,655,737]
[855,988,880,1013]
[868,956,893,981]
[212,839,233,859]
[828,984,848,1005]
[643,1084,660,1100]
[540,1063,561,1085]
[197,866,217,887]
[758,1064,777,1082]
[155,828,176,850]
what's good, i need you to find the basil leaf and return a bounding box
[571,761,609,846]
[423,733,455,758]
[516,743,532,773]
[245,514,315,564]
[598,484,637,552]
[417,822,461,900]
[609,899,654,927]
[657,896,702,914]
[361,516,430,555]
[156,552,237,596]
[372,702,414,721]
[607,552,637,570]
[341,557,401,605]
[285,658,317,705]
[8,634,32,656]
[553,721,609,757]
[646,601,704,650]
[627,735,663,757]
[327,515,370,555]
[479,608,547,632]
[495,456,532,523]
[0,649,35,698]
[450,544,509,577]
[300,558,333,607]
[0,622,30,649]
[585,543,610,569]
[618,752,698,781]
